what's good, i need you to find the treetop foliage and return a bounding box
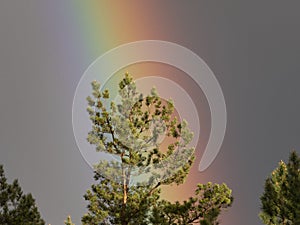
[259,151,300,224]
[80,73,233,225]
[0,165,45,225]
[86,72,195,187]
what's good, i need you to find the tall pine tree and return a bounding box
[259,151,300,224]
[81,73,233,225]
[0,165,45,225]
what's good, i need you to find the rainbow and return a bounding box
[38,2,236,224]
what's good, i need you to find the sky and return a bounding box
[1,1,300,225]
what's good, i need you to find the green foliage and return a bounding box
[82,73,233,225]
[259,151,300,224]
[0,165,45,225]
[65,215,75,225]
[150,182,233,225]
[82,172,161,225]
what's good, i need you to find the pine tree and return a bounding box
[65,215,75,225]
[150,182,233,225]
[0,165,45,225]
[259,151,300,224]
[82,73,233,225]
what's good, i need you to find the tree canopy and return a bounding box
[259,151,300,224]
[0,165,45,225]
[81,73,233,225]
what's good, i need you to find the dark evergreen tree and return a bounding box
[0,165,45,225]
[81,73,233,225]
[259,151,300,224]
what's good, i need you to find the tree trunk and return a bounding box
[121,165,128,225]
